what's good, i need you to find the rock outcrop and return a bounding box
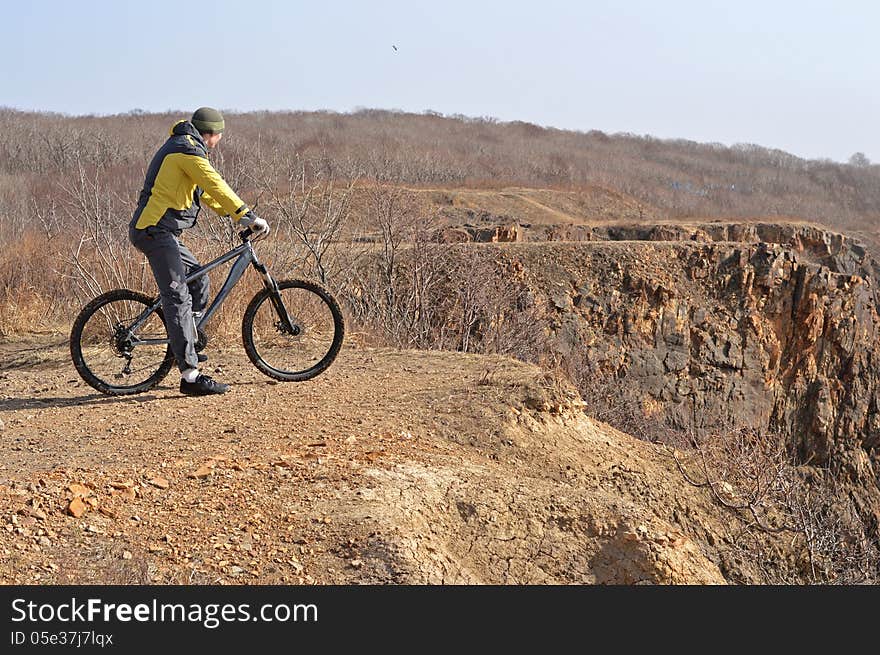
[479,226,880,529]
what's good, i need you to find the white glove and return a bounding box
[240,211,270,236]
[251,216,270,236]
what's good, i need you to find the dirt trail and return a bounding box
[0,337,740,584]
[504,192,579,223]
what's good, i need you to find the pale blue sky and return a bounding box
[3,0,880,163]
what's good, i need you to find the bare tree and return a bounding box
[59,158,150,301]
[248,148,362,286]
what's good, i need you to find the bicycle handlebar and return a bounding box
[239,224,272,242]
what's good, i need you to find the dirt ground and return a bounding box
[0,335,757,585]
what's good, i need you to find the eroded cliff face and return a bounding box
[488,225,880,527]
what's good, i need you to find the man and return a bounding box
[129,107,269,396]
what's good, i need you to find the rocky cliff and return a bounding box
[468,223,880,532]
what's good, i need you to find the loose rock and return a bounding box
[66,497,87,518]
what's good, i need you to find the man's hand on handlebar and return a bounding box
[239,211,270,238]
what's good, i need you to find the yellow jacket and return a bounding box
[130,120,249,232]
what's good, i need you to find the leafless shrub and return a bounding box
[432,250,546,359]
[245,147,365,287]
[670,429,880,584]
[343,240,547,363]
[58,159,150,301]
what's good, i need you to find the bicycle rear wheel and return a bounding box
[242,279,344,382]
[70,289,175,395]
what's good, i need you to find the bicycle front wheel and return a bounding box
[70,289,174,395]
[242,279,344,382]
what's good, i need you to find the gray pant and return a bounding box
[129,226,209,372]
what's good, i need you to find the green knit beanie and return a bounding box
[191,107,225,134]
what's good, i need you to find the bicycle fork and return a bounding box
[251,260,298,335]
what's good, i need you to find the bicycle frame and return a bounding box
[128,235,294,347]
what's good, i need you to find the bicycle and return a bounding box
[70,227,345,395]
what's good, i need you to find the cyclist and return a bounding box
[128,107,269,396]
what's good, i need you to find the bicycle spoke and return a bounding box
[71,290,174,394]
[243,280,344,381]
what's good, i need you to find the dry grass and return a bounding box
[0,231,73,336]
[0,290,61,337]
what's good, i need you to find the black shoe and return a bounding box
[180,373,228,396]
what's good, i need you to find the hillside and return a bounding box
[3,107,880,245]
